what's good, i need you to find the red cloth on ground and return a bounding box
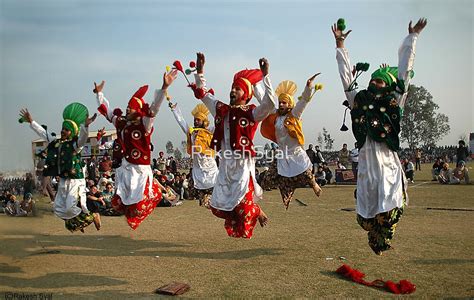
[111,179,162,230]
[336,264,416,294]
[211,179,261,239]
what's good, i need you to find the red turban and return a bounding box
[127,85,150,117]
[232,69,263,101]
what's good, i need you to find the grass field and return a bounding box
[1,163,473,299]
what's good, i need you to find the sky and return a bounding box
[0,0,473,172]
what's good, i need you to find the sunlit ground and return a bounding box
[1,163,473,299]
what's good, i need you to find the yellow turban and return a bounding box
[275,80,297,108]
[191,104,210,127]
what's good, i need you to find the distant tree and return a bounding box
[165,141,174,155]
[322,127,334,151]
[317,133,324,148]
[400,85,450,149]
[173,148,183,160]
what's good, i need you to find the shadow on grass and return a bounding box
[1,234,283,260]
[412,258,474,265]
[0,263,23,274]
[319,270,342,280]
[0,272,126,289]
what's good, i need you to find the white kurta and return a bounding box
[171,104,218,190]
[275,85,313,177]
[336,33,418,219]
[96,88,166,205]
[29,120,90,219]
[196,73,276,211]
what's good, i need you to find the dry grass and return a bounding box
[1,163,473,299]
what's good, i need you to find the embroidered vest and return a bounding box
[116,118,153,165]
[351,90,401,151]
[187,127,214,156]
[261,112,305,145]
[111,139,124,169]
[211,101,259,156]
[44,139,84,179]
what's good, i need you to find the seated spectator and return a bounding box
[157,183,182,207]
[322,162,333,184]
[431,158,444,181]
[101,182,114,208]
[166,168,175,182]
[99,154,112,174]
[100,182,121,216]
[4,194,27,217]
[404,159,415,183]
[450,161,470,184]
[86,185,105,229]
[1,189,12,210]
[173,174,184,200]
[182,176,190,200]
[315,166,327,187]
[336,162,346,170]
[437,163,451,184]
[20,192,36,216]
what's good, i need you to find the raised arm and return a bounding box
[332,22,357,107]
[169,102,190,135]
[397,18,427,107]
[194,52,218,116]
[93,81,118,126]
[76,113,97,150]
[292,73,321,119]
[143,69,179,132]
[20,108,55,142]
[253,58,276,122]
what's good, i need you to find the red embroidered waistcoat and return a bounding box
[116,118,153,165]
[211,101,259,156]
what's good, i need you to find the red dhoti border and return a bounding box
[211,179,261,239]
[111,178,162,230]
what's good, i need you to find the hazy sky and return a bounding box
[1,0,472,172]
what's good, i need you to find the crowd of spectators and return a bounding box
[1,141,471,217]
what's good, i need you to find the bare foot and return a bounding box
[313,185,322,197]
[93,213,101,231]
[258,210,269,227]
[283,198,291,210]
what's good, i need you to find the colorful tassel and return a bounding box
[336,264,416,294]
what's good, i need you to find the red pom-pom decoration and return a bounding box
[173,60,184,72]
[113,108,123,117]
[335,264,416,295]
[189,61,196,68]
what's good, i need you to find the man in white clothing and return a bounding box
[185,52,275,238]
[332,17,427,254]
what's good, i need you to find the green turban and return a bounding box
[371,66,415,86]
[62,102,88,137]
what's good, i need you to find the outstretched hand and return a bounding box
[409,18,427,34]
[19,108,33,123]
[93,81,105,94]
[259,58,269,76]
[85,113,98,127]
[162,69,178,90]
[196,52,205,74]
[97,127,106,136]
[331,23,352,41]
[306,72,321,87]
